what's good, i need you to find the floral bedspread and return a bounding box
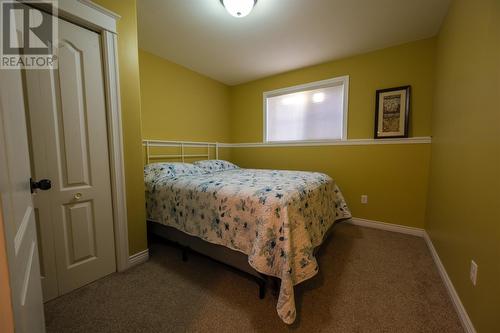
[145,167,351,324]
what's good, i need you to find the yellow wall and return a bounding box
[228,39,436,228]
[93,0,147,255]
[139,50,231,142]
[230,145,430,228]
[230,38,435,142]
[426,0,500,331]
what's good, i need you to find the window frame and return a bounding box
[263,75,349,143]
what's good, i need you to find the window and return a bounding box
[264,76,349,143]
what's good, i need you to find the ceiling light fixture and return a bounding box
[220,0,257,18]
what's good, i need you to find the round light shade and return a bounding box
[221,0,257,18]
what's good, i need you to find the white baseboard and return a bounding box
[423,232,476,333]
[345,217,475,333]
[346,217,425,237]
[128,249,149,268]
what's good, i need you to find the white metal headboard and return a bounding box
[142,140,219,164]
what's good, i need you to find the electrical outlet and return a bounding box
[470,260,478,286]
[361,195,368,204]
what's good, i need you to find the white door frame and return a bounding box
[26,0,131,271]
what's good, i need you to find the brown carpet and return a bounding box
[44,223,463,333]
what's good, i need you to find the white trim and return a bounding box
[218,136,431,148]
[423,233,476,333]
[346,217,425,237]
[102,31,130,272]
[342,76,349,140]
[263,75,350,143]
[128,249,149,267]
[141,137,431,150]
[263,75,350,99]
[28,0,119,33]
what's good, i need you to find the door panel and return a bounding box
[57,41,91,187]
[24,15,116,300]
[63,201,96,265]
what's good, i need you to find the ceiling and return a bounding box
[137,0,451,86]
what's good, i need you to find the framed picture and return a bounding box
[374,85,411,138]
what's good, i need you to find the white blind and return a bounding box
[265,82,346,142]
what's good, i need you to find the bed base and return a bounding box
[148,221,272,299]
[148,220,338,300]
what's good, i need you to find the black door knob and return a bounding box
[30,178,52,193]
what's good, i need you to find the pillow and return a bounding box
[144,162,203,184]
[193,160,239,173]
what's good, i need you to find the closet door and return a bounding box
[25,16,116,300]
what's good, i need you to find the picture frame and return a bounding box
[374,85,411,139]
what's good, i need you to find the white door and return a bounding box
[0,56,45,332]
[24,15,116,301]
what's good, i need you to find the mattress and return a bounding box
[145,163,351,324]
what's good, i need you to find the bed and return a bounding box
[143,141,352,324]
